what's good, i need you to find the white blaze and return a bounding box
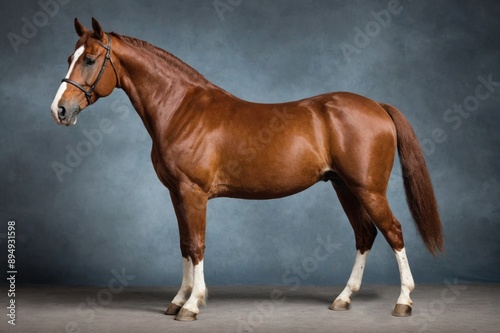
[50,45,85,122]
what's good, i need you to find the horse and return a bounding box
[50,18,443,321]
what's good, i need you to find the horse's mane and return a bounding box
[110,32,208,83]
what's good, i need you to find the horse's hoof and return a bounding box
[165,303,182,315]
[174,308,198,321]
[392,304,412,317]
[329,299,351,311]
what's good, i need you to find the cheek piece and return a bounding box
[62,33,118,106]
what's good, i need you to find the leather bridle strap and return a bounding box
[62,33,118,106]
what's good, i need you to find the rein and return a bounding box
[62,33,118,105]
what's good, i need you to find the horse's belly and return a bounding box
[212,143,330,199]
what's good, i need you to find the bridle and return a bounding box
[62,33,118,106]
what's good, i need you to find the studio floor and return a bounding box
[0,284,498,332]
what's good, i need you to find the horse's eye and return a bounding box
[85,57,96,66]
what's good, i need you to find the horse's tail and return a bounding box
[380,103,444,255]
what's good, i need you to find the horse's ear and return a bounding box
[91,17,104,40]
[74,18,87,37]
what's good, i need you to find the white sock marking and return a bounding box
[182,259,206,314]
[171,257,194,306]
[395,247,415,305]
[335,250,369,303]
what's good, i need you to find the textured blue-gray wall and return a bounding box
[1,0,499,286]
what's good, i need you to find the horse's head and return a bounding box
[51,18,119,126]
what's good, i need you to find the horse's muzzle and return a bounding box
[51,104,80,126]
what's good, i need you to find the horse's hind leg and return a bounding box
[353,188,415,316]
[330,179,377,311]
[327,102,415,316]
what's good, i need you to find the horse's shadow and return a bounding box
[101,286,383,315]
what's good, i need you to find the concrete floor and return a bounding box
[0,284,498,332]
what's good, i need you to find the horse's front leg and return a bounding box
[165,187,208,321]
[165,256,194,315]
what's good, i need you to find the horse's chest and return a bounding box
[150,145,177,189]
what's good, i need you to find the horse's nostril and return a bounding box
[58,106,66,120]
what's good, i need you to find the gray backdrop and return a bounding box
[1,0,499,286]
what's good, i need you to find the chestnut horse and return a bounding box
[51,18,443,321]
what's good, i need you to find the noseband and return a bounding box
[62,33,118,105]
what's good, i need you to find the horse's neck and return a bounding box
[115,41,214,137]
